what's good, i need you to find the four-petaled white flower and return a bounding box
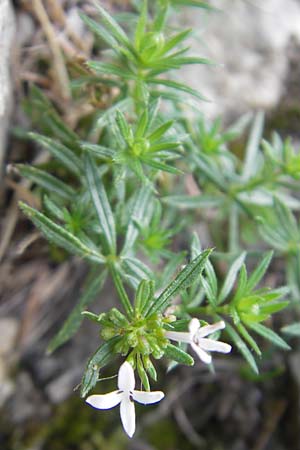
[86,361,164,438]
[165,318,232,364]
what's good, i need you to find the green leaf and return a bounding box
[16,164,75,200]
[246,251,273,293]
[122,256,154,283]
[28,133,82,177]
[116,110,132,142]
[137,355,150,391]
[80,337,121,397]
[274,197,299,239]
[135,279,154,313]
[43,195,65,221]
[249,322,291,350]
[236,322,261,356]
[93,3,135,53]
[85,154,116,254]
[218,252,246,304]
[162,194,221,209]
[147,249,212,315]
[226,323,258,374]
[79,13,117,50]
[87,61,133,80]
[19,202,105,263]
[148,120,174,142]
[80,142,115,160]
[148,78,208,101]
[141,157,183,174]
[47,270,107,353]
[135,0,148,49]
[164,343,194,366]
[122,185,152,255]
[160,29,191,55]
[135,109,149,139]
[241,112,264,181]
[281,322,300,336]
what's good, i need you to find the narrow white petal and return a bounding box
[132,390,165,405]
[118,361,135,392]
[191,342,212,364]
[188,318,200,335]
[120,397,135,438]
[165,331,191,344]
[86,391,122,410]
[198,338,232,354]
[197,321,226,338]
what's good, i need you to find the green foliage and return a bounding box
[18,0,297,401]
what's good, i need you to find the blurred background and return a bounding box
[1,1,300,449]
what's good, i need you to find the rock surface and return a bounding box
[179,0,300,120]
[0,0,15,181]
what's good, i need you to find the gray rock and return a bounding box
[179,0,300,120]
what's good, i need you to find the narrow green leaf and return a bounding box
[281,322,300,336]
[79,13,117,49]
[218,252,246,304]
[246,251,273,293]
[164,343,194,366]
[236,322,261,356]
[116,110,132,142]
[94,3,134,52]
[135,109,149,139]
[80,142,115,160]
[135,0,148,49]
[122,256,154,282]
[148,120,174,142]
[148,78,208,101]
[43,195,65,221]
[85,154,116,254]
[141,157,183,174]
[147,249,212,315]
[241,112,264,181]
[135,279,154,313]
[28,133,82,177]
[80,336,121,397]
[137,355,150,391]
[16,164,75,200]
[249,322,291,350]
[19,202,105,263]
[47,270,107,353]
[87,61,133,79]
[274,197,299,239]
[225,323,258,374]
[162,194,221,209]
[160,29,192,55]
[122,185,152,255]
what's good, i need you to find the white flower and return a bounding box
[165,318,232,364]
[86,361,164,438]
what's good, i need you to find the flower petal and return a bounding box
[197,320,225,338]
[133,390,165,405]
[188,318,200,335]
[86,391,122,409]
[118,361,135,392]
[120,397,135,438]
[191,341,212,364]
[165,331,191,344]
[198,338,232,353]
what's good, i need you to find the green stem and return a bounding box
[109,263,134,318]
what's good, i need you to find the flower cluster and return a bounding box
[86,317,231,437]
